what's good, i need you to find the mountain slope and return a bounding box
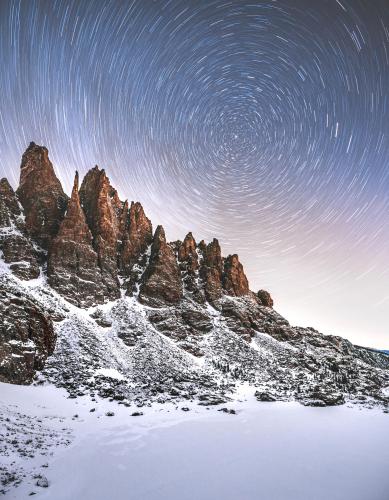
[0,142,388,410]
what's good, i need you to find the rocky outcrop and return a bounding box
[0,279,55,384]
[139,225,182,307]
[257,289,274,308]
[16,142,68,249]
[1,141,389,412]
[1,142,262,311]
[79,167,121,300]
[222,254,249,296]
[47,172,105,307]
[120,201,152,274]
[0,178,40,279]
[199,238,223,303]
[178,232,198,272]
[176,232,205,303]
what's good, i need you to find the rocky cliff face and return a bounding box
[1,142,388,411]
[199,238,224,303]
[0,278,55,384]
[3,143,260,312]
[79,167,121,300]
[16,142,68,249]
[257,289,274,308]
[0,178,40,280]
[139,225,182,306]
[48,173,105,307]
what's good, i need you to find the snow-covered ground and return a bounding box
[1,382,389,500]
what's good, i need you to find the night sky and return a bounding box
[0,0,388,348]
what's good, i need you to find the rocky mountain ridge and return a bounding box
[1,142,389,409]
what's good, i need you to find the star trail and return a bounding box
[0,0,388,347]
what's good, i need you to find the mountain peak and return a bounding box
[0,142,388,415]
[48,170,104,307]
[16,142,68,249]
[72,170,79,193]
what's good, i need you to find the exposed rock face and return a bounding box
[199,238,223,303]
[139,225,182,307]
[48,173,105,306]
[176,232,205,303]
[220,295,269,341]
[1,143,389,412]
[222,254,249,296]
[16,142,68,249]
[257,289,274,308]
[120,201,152,274]
[178,232,198,272]
[79,167,121,300]
[0,279,55,384]
[0,178,20,222]
[0,178,40,279]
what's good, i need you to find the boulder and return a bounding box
[199,238,223,303]
[255,391,277,402]
[257,289,274,308]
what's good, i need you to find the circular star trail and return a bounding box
[0,0,388,347]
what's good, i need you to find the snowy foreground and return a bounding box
[1,382,389,500]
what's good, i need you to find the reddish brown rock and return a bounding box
[120,201,153,274]
[257,289,274,308]
[198,239,207,254]
[222,254,249,296]
[0,280,55,384]
[199,238,223,303]
[48,172,105,306]
[178,232,198,272]
[139,225,182,307]
[79,166,120,300]
[16,142,68,249]
[176,232,205,302]
[0,178,40,279]
[0,178,20,221]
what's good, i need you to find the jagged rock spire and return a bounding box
[79,166,121,300]
[257,289,274,308]
[139,225,182,306]
[199,238,223,303]
[47,171,105,307]
[178,232,198,272]
[16,142,68,249]
[222,254,249,296]
[72,170,79,194]
[120,201,153,274]
[4,142,258,310]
